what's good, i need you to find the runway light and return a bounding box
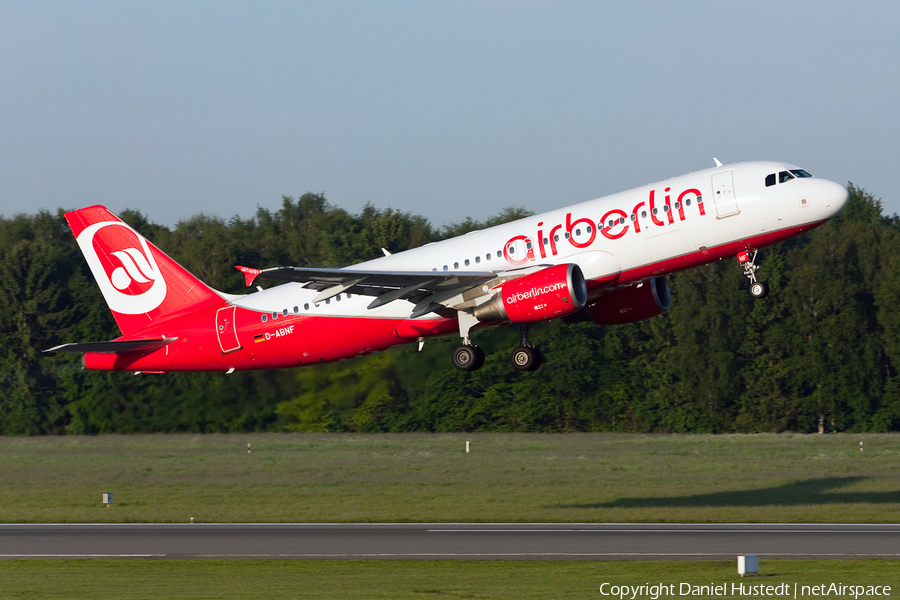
[738,555,759,577]
[466,441,470,453]
[102,493,113,508]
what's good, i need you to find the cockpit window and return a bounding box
[765,174,776,187]
[779,171,795,183]
[790,169,812,178]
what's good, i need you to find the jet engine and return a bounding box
[581,276,670,325]
[474,263,587,324]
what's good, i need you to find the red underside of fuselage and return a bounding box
[85,221,822,372]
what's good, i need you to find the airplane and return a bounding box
[46,159,848,373]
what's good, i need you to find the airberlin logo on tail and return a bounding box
[76,221,167,315]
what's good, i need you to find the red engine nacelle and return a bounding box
[474,263,587,324]
[586,276,670,325]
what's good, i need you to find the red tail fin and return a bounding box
[65,206,225,336]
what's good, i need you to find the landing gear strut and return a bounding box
[510,324,542,372]
[738,250,769,299]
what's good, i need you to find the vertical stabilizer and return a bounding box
[65,206,224,336]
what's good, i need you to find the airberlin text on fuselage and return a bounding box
[503,187,705,265]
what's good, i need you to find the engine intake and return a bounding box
[475,263,587,324]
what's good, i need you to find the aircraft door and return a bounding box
[215,306,242,354]
[711,171,739,217]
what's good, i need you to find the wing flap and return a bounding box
[246,266,495,291]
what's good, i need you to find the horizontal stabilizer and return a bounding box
[44,337,178,354]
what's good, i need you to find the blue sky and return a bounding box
[2,1,898,228]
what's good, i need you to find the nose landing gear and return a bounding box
[738,250,769,299]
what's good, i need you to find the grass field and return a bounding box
[0,433,898,523]
[0,559,897,599]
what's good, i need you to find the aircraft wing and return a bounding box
[44,337,178,354]
[236,265,498,317]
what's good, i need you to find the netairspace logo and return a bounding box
[506,282,565,304]
[599,583,892,599]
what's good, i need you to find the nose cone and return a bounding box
[818,179,849,218]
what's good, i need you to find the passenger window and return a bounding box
[509,247,516,255]
[454,262,459,269]
[325,298,330,305]
[685,199,691,207]
[575,229,581,236]
[642,210,648,218]
[346,293,351,298]
[486,253,491,260]
[765,173,776,187]
[497,249,502,257]
[553,235,559,242]
[697,196,703,203]
[663,205,669,213]
[336,295,341,301]
[619,217,625,224]
[293,306,299,313]
[464,259,470,266]
[587,225,592,233]
[543,237,548,245]
[526,242,532,250]
[652,208,658,215]
[475,256,481,263]
[630,214,636,221]
[608,220,614,227]
[443,265,448,271]
[261,314,268,323]
[304,303,309,310]
[779,171,795,183]
[282,309,288,316]
[272,312,278,320]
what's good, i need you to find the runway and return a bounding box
[1,523,898,560]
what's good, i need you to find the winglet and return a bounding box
[713,157,723,167]
[235,265,263,287]
[382,248,392,257]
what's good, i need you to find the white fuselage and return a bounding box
[232,161,848,321]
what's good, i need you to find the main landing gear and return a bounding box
[452,344,485,371]
[453,311,485,371]
[738,250,769,299]
[452,314,543,372]
[510,324,542,372]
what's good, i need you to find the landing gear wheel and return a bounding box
[453,345,485,371]
[749,281,769,299]
[510,346,541,372]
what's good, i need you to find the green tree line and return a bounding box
[1,188,898,434]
